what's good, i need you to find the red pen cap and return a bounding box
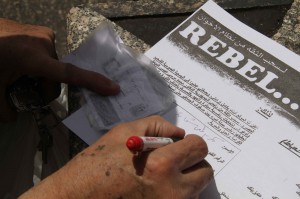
[126,136,144,152]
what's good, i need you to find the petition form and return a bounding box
[145,1,300,198]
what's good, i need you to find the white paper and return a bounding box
[64,1,300,198]
[62,22,171,131]
[145,1,300,198]
[63,105,101,145]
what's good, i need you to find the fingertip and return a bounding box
[177,127,186,136]
[90,78,120,96]
[64,63,121,96]
[104,81,121,95]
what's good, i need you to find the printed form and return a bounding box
[63,1,300,198]
[145,1,300,198]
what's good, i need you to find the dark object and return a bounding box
[33,108,58,164]
[6,76,47,112]
[37,124,53,164]
[7,76,56,163]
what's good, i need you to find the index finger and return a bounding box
[121,116,185,138]
[30,55,120,95]
[146,116,186,139]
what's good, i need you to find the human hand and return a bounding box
[20,116,213,199]
[0,18,120,122]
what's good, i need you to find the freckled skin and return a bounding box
[19,116,213,199]
[0,18,211,199]
[95,145,106,151]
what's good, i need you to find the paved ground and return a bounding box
[0,0,123,58]
[0,1,291,58]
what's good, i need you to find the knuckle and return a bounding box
[37,25,55,39]
[146,155,172,174]
[208,166,214,178]
[205,161,214,175]
[204,162,214,182]
[201,160,214,175]
[147,115,163,121]
[44,27,55,36]
[185,134,208,156]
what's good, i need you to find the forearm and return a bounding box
[19,151,136,199]
[19,158,89,199]
[19,172,66,199]
[19,116,212,199]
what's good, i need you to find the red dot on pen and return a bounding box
[126,136,143,152]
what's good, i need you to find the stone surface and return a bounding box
[0,0,126,57]
[67,7,150,54]
[66,1,299,55]
[65,0,300,156]
[87,0,293,18]
[272,0,300,55]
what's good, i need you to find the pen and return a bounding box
[126,136,181,153]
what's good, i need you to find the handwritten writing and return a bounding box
[175,106,240,174]
[153,57,257,145]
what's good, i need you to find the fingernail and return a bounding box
[109,82,121,94]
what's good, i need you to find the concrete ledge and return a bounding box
[66,0,300,156]
[273,0,300,55]
[66,0,300,56]
[66,7,150,53]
